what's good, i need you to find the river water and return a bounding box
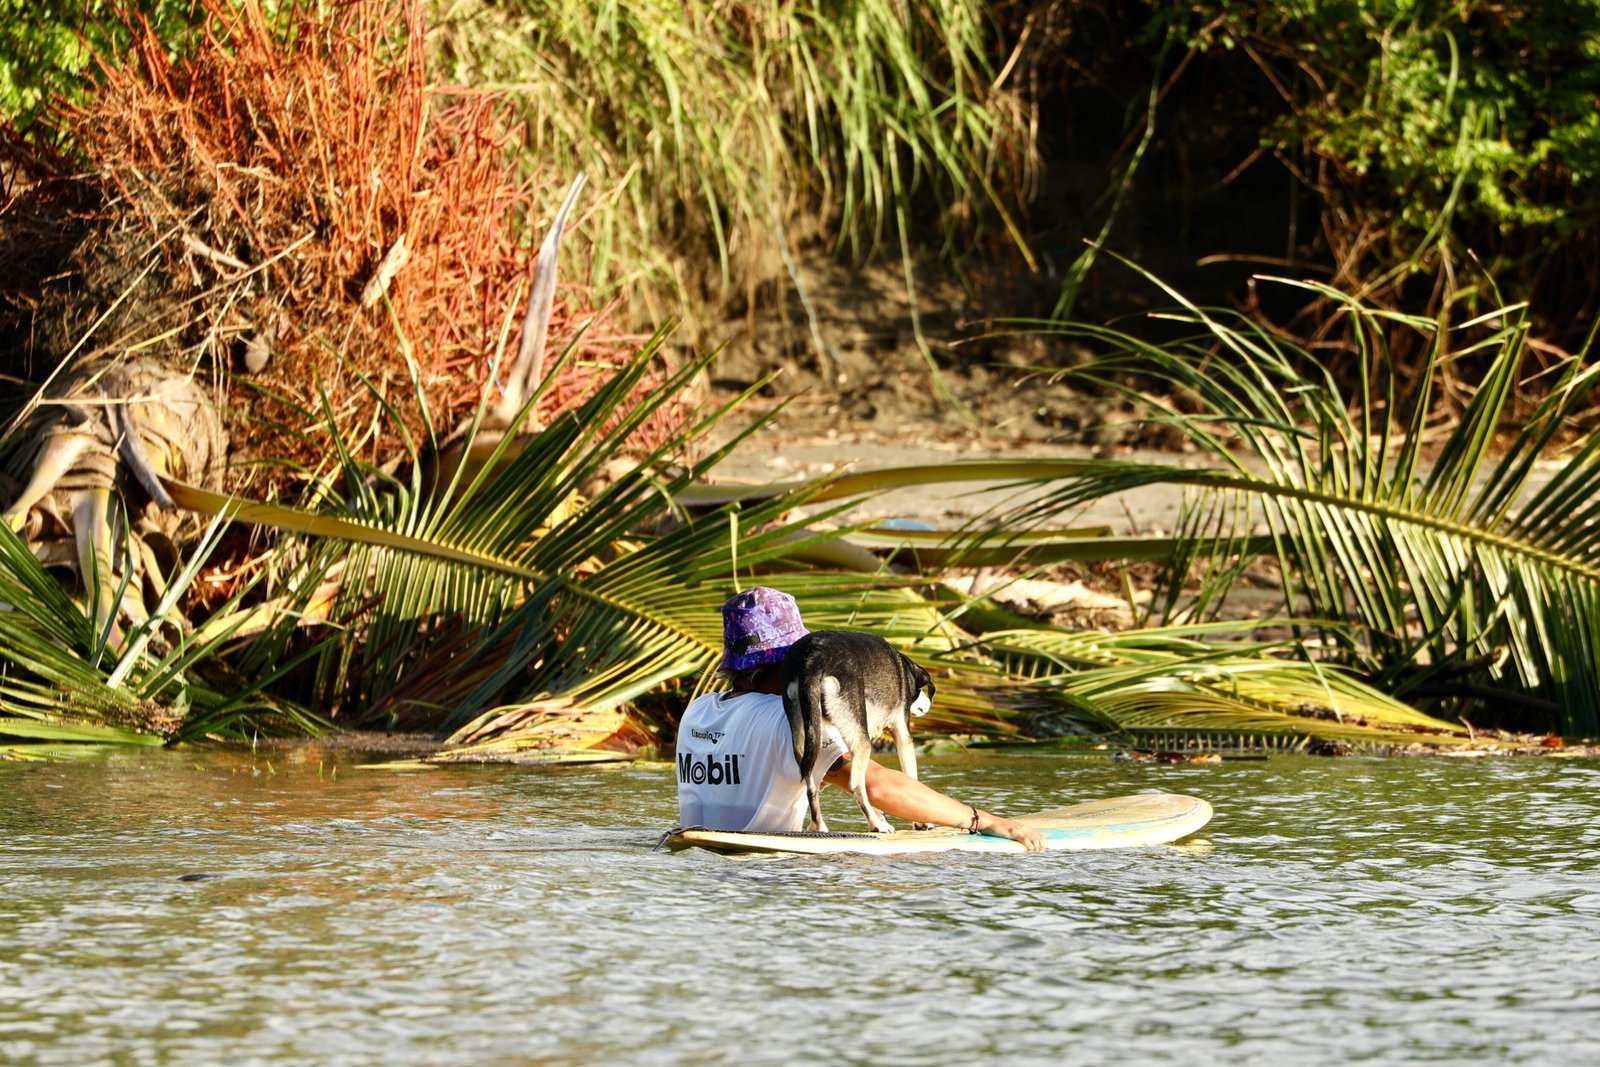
[2,746,1597,1066]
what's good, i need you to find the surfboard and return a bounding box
[662,793,1212,856]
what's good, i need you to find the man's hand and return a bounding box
[975,811,1047,853]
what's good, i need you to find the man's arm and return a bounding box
[822,758,1046,852]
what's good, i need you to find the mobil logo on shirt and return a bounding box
[678,749,743,786]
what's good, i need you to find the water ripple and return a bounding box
[2,750,1598,1066]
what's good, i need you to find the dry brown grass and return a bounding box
[2,0,686,494]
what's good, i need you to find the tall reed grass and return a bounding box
[431,0,1033,332]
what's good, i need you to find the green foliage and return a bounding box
[1158,1,1600,298]
[0,0,200,126]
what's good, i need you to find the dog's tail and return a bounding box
[783,672,829,831]
[785,677,807,776]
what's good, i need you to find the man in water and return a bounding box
[676,586,1046,852]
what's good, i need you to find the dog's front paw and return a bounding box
[868,816,895,833]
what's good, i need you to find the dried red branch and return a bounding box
[36,0,687,488]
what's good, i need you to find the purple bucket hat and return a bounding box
[720,587,809,672]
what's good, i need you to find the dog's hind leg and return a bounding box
[805,781,828,834]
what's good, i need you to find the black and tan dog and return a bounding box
[780,630,934,833]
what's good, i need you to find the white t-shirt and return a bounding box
[676,691,848,833]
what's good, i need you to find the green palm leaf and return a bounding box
[1010,269,1599,735]
[871,616,1472,752]
[0,504,326,744]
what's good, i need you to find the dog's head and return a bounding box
[906,658,935,717]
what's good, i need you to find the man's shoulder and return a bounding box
[686,690,784,714]
[682,691,786,732]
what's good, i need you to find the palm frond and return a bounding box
[1011,269,1600,735]
[892,619,1473,750]
[0,502,326,744]
[168,327,935,738]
